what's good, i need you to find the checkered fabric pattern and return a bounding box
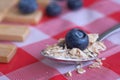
[0,0,120,80]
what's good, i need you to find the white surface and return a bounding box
[112,0,120,4]
[61,8,104,26]
[0,76,10,80]
[100,27,120,41]
[117,78,120,80]
[107,28,120,45]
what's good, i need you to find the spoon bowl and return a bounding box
[41,51,97,64]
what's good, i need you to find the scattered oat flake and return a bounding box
[77,68,86,74]
[66,71,72,77]
[101,57,106,60]
[95,58,101,62]
[88,34,99,43]
[96,58,103,65]
[89,62,101,68]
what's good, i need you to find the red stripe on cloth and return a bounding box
[84,0,98,7]
[49,74,67,80]
[38,15,58,25]
[103,52,120,75]
[0,48,38,74]
[109,12,120,22]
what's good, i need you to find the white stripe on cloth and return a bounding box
[107,30,120,45]
[111,0,120,4]
[99,45,120,58]
[117,78,120,80]
[99,26,120,41]
[0,75,10,80]
[61,8,104,26]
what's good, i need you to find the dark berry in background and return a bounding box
[46,3,62,16]
[67,0,83,10]
[18,0,38,14]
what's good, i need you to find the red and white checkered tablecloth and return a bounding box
[0,0,120,80]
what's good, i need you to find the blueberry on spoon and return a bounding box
[65,28,89,50]
[46,3,62,16]
[18,0,38,14]
[67,0,83,10]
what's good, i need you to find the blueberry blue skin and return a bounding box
[18,0,38,14]
[65,28,89,50]
[46,3,62,16]
[67,0,83,10]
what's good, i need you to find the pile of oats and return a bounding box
[42,34,106,60]
[42,34,107,77]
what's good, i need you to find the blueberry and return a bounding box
[67,0,83,10]
[18,0,38,14]
[46,3,62,16]
[65,28,89,50]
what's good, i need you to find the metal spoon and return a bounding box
[41,24,120,64]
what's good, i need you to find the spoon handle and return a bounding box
[98,24,120,41]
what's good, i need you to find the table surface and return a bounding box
[0,0,120,80]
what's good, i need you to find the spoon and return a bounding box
[41,24,120,64]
